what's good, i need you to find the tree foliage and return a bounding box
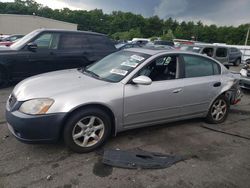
[0,0,249,44]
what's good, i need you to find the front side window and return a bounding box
[183,55,220,78]
[33,33,60,49]
[216,48,228,57]
[85,51,150,82]
[230,48,238,53]
[202,47,214,57]
[138,55,178,81]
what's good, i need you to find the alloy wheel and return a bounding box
[72,116,105,147]
[211,99,227,121]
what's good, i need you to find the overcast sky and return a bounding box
[1,0,250,26]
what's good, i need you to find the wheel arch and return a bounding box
[208,88,234,113]
[60,103,117,138]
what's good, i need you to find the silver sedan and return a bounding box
[6,48,242,153]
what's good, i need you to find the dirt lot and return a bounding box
[0,66,250,188]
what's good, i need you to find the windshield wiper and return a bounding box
[83,69,101,79]
[78,67,113,82]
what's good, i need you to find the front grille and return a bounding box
[8,94,17,109]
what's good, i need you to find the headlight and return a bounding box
[240,69,247,77]
[19,98,54,115]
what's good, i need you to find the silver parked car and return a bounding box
[6,48,242,153]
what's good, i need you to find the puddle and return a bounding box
[92,159,113,177]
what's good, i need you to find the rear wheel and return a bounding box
[233,59,241,66]
[63,108,111,153]
[206,95,229,124]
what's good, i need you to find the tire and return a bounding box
[233,58,241,66]
[63,108,111,153]
[206,95,230,124]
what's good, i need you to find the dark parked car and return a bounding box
[115,43,141,50]
[228,47,242,66]
[153,40,174,47]
[182,45,242,66]
[0,29,116,85]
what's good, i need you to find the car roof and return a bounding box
[35,28,106,36]
[192,44,229,48]
[124,47,176,55]
[123,48,225,63]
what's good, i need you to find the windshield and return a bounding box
[10,30,40,50]
[85,51,150,82]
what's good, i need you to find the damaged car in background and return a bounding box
[6,48,242,153]
[239,63,250,90]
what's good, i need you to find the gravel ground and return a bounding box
[0,66,250,188]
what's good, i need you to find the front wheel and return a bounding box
[63,108,111,153]
[206,95,229,124]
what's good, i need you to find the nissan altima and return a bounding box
[6,48,242,153]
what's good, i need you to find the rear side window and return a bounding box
[216,48,228,57]
[230,48,239,53]
[183,55,220,78]
[88,35,115,50]
[59,33,89,49]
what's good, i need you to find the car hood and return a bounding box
[13,69,110,101]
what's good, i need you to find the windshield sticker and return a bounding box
[110,69,128,76]
[131,55,145,61]
[121,61,139,68]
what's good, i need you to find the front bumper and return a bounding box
[6,109,66,143]
[239,77,250,90]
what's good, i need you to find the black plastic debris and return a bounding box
[102,149,184,169]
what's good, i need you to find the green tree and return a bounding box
[161,29,175,41]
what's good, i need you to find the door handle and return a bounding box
[213,82,221,87]
[173,88,182,93]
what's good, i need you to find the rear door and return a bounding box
[178,54,222,115]
[55,33,92,69]
[11,32,60,77]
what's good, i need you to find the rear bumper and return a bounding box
[6,109,66,143]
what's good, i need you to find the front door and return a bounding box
[12,32,61,78]
[123,54,185,127]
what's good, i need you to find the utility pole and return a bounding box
[245,25,250,46]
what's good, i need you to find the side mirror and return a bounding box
[27,42,38,51]
[132,76,152,85]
